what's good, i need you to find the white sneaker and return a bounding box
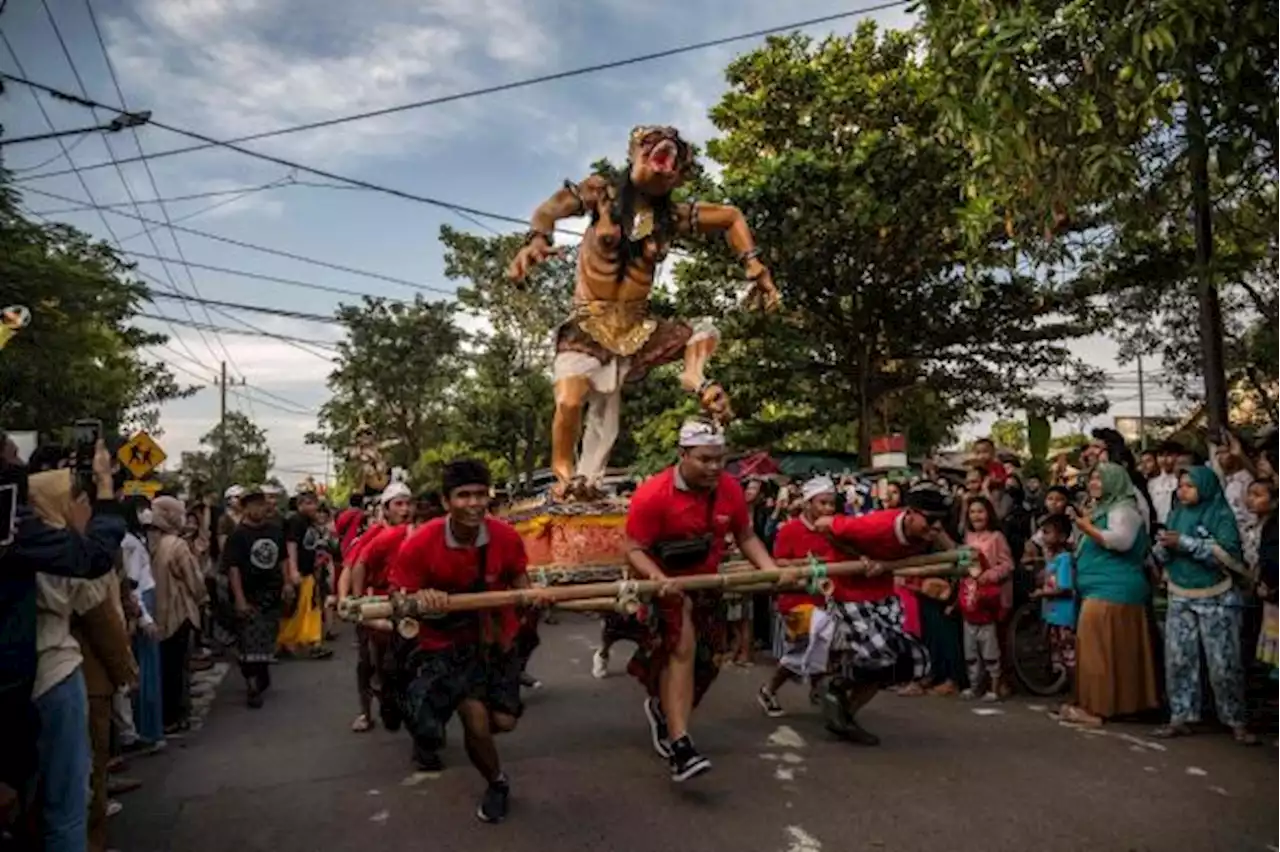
[591,649,609,679]
[959,688,976,701]
[981,691,1000,703]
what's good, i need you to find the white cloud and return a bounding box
[100,0,557,170]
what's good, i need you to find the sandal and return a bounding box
[351,713,374,733]
[1059,705,1104,726]
[1232,726,1258,746]
[897,682,927,697]
[1150,723,1193,739]
[929,681,958,696]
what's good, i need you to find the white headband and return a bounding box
[224,485,244,499]
[801,475,836,503]
[678,420,725,448]
[380,482,411,505]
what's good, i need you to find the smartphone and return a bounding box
[1,483,17,547]
[71,419,101,472]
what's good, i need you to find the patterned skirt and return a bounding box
[238,605,282,664]
[626,593,724,708]
[826,596,930,685]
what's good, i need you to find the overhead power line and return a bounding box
[11,3,908,185]
[125,249,411,301]
[19,183,451,294]
[149,291,340,325]
[137,311,340,350]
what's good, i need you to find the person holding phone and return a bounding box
[1,436,125,831]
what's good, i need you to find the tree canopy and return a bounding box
[178,410,273,494]
[0,172,194,437]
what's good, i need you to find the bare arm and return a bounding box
[347,559,368,601]
[624,537,668,582]
[229,564,248,610]
[285,541,301,585]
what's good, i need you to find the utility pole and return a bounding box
[1137,354,1147,450]
[217,362,245,492]
[1187,69,1229,436]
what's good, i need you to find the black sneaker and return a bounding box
[476,776,510,823]
[643,697,672,758]
[757,685,785,718]
[668,735,711,782]
[842,720,881,747]
[412,746,444,772]
[246,686,263,709]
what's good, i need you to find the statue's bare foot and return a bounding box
[550,477,607,503]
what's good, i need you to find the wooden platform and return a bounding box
[502,498,629,568]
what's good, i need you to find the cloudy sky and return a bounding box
[2,0,1177,484]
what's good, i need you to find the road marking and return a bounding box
[1143,766,1158,773]
[369,810,390,824]
[768,725,806,748]
[401,771,440,786]
[1026,704,1047,712]
[1185,766,1208,777]
[783,825,822,852]
[775,766,796,781]
[760,752,804,764]
[1115,732,1166,752]
[367,789,381,796]
[1208,785,1230,796]
[970,708,1004,716]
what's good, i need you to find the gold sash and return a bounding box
[570,299,657,357]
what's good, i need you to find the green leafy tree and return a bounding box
[989,418,1029,455]
[679,26,1106,462]
[918,0,1278,428]
[309,296,465,472]
[0,176,194,433]
[178,411,273,493]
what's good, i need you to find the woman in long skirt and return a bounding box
[122,504,165,744]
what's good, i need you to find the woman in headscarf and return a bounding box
[1152,466,1254,743]
[30,469,136,852]
[120,499,163,748]
[1059,462,1159,726]
[148,496,207,734]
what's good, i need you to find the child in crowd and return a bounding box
[1246,479,1278,674]
[1030,514,1077,681]
[959,497,1013,701]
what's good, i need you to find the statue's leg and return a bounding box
[678,330,719,393]
[576,385,622,484]
[552,375,591,489]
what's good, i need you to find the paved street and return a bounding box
[111,618,1276,852]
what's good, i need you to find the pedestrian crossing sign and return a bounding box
[118,431,166,479]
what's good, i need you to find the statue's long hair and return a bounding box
[602,165,678,283]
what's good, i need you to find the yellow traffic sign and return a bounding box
[117,431,166,479]
[121,480,163,498]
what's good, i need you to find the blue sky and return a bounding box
[1,0,1175,484]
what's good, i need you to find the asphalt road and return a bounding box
[110,617,1277,852]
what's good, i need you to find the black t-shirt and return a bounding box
[286,513,319,577]
[223,520,286,601]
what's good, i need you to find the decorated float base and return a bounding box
[502,497,629,573]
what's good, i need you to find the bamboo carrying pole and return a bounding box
[341,550,968,623]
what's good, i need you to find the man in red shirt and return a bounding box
[387,460,535,824]
[624,419,781,782]
[757,476,839,718]
[344,483,414,735]
[806,486,953,745]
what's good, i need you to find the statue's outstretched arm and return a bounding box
[509,176,609,282]
[681,201,780,312]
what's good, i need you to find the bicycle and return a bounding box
[1007,600,1070,696]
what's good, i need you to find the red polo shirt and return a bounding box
[771,517,834,611]
[828,510,923,603]
[345,521,385,565]
[626,467,750,575]
[358,524,409,593]
[387,516,527,651]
